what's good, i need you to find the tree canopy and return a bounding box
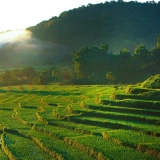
[28,1,160,53]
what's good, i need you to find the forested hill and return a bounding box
[27,1,160,53]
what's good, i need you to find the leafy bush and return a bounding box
[140,91,160,100]
[125,85,149,94]
[141,74,160,89]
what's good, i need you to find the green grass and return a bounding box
[71,135,158,160]
[0,150,9,160]
[103,129,160,151]
[3,132,53,159]
[0,84,160,159]
[22,130,95,160]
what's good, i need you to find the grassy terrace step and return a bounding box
[14,107,39,124]
[11,95,30,103]
[0,133,9,160]
[36,112,94,135]
[21,130,95,160]
[69,116,160,137]
[34,124,86,138]
[0,109,31,130]
[0,149,9,160]
[31,124,149,160]
[101,99,160,110]
[36,108,108,135]
[13,112,99,160]
[88,105,160,117]
[74,109,160,126]
[0,95,15,103]
[0,84,160,159]
[116,93,160,101]
[39,113,109,135]
[2,132,53,160]
[37,106,160,137]
[33,124,160,159]
[13,109,92,138]
[102,130,160,158]
[13,115,105,159]
[110,88,160,101]
[68,135,158,160]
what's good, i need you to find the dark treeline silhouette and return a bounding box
[0,65,74,86]
[1,34,159,85]
[28,1,160,53]
[73,34,160,84]
[0,67,37,85]
[0,31,71,68]
[0,1,160,85]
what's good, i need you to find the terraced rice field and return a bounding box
[0,84,159,159]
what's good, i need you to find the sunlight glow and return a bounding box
[0,30,31,47]
[0,0,159,32]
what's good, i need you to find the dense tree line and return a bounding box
[73,34,160,84]
[0,67,37,85]
[0,65,74,86]
[28,1,160,53]
[0,34,160,85]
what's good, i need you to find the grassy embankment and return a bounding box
[0,84,159,159]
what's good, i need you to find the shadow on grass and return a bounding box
[0,89,81,96]
[48,103,58,106]
[0,108,13,111]
[68,117,160,137]
[101,100,160,110]
[4,128,27,138]
[21,106,37,109]
[75,110,160,126]
[88,105,160,117]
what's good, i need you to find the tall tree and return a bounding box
[157,34,160,47]
[134,44,148,57]
[106,72,116,84]
[119,48,131,58]
[100,43,109,53]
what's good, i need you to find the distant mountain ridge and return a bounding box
[27,1,160,53]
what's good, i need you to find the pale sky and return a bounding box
[0,0,159,32]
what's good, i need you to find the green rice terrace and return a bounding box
[0,83,160,160]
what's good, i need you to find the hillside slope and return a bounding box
[28,1,160,53]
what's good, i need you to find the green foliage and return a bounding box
[0,65,74,86]
[119,48,131,58]
[134,44,149,57]
[72,34,160,84]
[157,34,160,47]
[103,130,160,151]
[0,67,37,85]
[100,43,109,53]
[151,46,160,57]
[27,1,160,54]
[141,74,160,89]
[0,84,160,159]
[73,45,108,83]
[140,91,160,100]
[125,85,150,94]
[106,72,116,84]
[3,132,53,159]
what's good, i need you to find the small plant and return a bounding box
[18,102,22,108]
[80,101,88,108]
[141,74,160,89]
[67,106,73,114]
[113,85,119,91]
[94,95,101,104]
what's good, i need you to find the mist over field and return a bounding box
[0,30,71,68]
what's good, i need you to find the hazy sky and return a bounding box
[0,0,159,32]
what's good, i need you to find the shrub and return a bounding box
[125,85,149,94]
[141,74,160,89]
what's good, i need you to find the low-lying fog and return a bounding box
[0,30,71,68]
